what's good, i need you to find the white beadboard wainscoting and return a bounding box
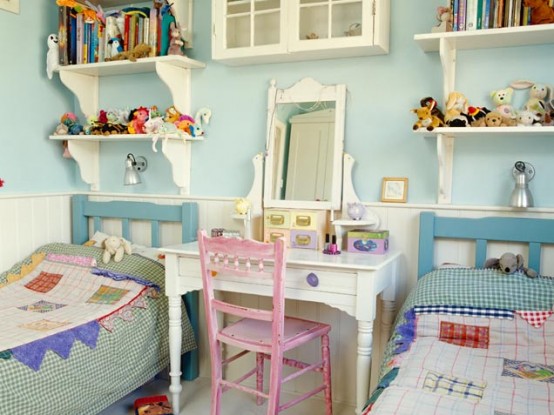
[2,193,554,411]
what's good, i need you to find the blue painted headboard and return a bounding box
[418,212,554,278]
[71,194,200,380]
[71,194,198,247]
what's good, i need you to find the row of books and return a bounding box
[57,0,181,66]
[450,0,554,31]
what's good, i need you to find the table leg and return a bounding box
[356,320,374,415]
[168,295,183,414]
[380,299,396,352]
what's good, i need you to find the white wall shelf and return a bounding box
[413,25,554,204]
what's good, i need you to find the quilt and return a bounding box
[0,252,158,371]
[0,243,196,415]
[364,268,554,415]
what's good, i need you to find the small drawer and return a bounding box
[290,229,318,249]
[291,210,322,230]
[264,209,291,229]
[263,228,290,246]
[285,268,357,294]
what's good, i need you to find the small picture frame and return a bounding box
[0,0,19,14]
[381,177,408,203]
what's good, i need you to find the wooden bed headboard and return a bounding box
[71,195,199,247]
[418,212,554,278]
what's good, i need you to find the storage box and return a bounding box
[134,395,173,415]
[347,230,389,254]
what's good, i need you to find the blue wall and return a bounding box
[1,1,553,206]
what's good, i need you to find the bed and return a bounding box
[0,195,200,415]
[363,212,554,415]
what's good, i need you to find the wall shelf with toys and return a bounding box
[413,24,554,204]
[52,55,205,195]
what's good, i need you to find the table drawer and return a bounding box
[176,256,356,295]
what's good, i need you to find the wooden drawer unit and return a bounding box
[264,208,328,250]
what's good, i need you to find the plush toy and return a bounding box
[485,111,509,127]
[516,109,542,126]
[234,198,251,215]
[128,106,149,134]
[102,236,132,264]
[484,252,538,278]
[511,80,551,124]
[420,96,445,122]
[167,21,185,56]
[444,91,470,127]
[53,112,84,135]
[165,105,182,123]
[523,0,554,24]
[490,87,517,122]
[46,33,59,80]
[411,105,445,131]
[431,6,453,33]
[467,106,491,127]
[105,43,151,62]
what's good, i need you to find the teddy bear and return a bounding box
[523,0,554,24]
[490,87,517,123]
[484,252,538,278]
[102,236,132,264]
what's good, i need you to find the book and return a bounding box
[453,0,460,30]
[476,0,484,29]
[466,0,478,30]
[458,0,468,30]
[134,395,173,415]
[482,0,492,29]
[160,11,176,55]
[69,10,77,64]
[58,6,69,65]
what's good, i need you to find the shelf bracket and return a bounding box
[59,71,99,117]
[436,133,454,204]
[67,140,100,191]
[439,37,456,100]
[161,138,191,195]
[156,61,192,115]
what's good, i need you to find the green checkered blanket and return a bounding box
[0,243,196,415]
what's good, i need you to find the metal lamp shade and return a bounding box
[124,157,141,185]
[510,171,533,208]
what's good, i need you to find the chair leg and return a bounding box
[256,352,265,406]
[210,343,223,415]
[321,334,333,415]
[266,353,284,415]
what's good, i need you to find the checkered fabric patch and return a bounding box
[502,358,554,383]
[439,321,489,349]
[18,300,66,313]
[25,271,63,293]
[86,285,130,305]
[515,310,553,328]
[414,305,514,320]
[423,370,486,402]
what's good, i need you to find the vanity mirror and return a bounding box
[263,78,346,210]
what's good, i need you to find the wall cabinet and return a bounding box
[414,24,554,204]
[49,0,205,194]
[211,0,390,65]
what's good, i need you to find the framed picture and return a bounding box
[0,0,19,14]
[381,177,408,203]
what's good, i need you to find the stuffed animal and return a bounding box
[484,252,538,278]
[105,43,151,62]
[490,87,517,122]
[511,80,552,124]
[411,105,445,131]
[467,106,491,127]
[516,109,542,126]
[46,33,59,80]
[485,111,508,127]
[431,6,453,33]
[420,96,445,122]
[167,21,185,56]
[128,106,149,134]
[523,0,554,24]
[444,91,470,127]
[102,236,132,264]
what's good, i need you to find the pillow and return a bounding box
[131,244,165,264]
[84,231,111,247]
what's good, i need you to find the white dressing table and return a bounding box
[162,242,401,414]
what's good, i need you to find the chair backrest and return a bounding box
[197,229,287,338]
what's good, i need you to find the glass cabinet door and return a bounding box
[213,0,286,60]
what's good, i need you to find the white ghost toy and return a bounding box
[46,33,59,80]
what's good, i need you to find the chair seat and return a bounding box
[220,316,331,352]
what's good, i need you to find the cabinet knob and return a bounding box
[306,272,319,287]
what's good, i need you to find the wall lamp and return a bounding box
[510,161,535,208]
[124,153,148,186]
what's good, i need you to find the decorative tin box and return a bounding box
[347,230,389,254]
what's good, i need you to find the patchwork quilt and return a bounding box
[0,243,196,415]
[363,268,554,415]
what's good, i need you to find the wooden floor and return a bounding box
[98,376,356,415]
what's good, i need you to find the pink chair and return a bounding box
[197,230,333,415]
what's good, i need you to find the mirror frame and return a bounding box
[263,77,346,211]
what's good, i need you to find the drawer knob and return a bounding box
[306,272,319,287]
